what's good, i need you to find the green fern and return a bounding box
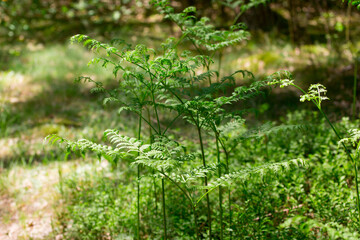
[339,129,360,150]
[208,158,306,188]
[152,0,250,53]
[45,134,126,165]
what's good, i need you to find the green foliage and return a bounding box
[56,168,136,240]
[339,129,360,150]
[344,0,360,10]
[281,216,359,239]
[268,70,360,231]
[218,0,269,12]
[152,0,250,52]
[208,158,306,188]
[0,103,18,138]
[299,84,329,109]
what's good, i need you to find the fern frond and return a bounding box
[71,34,122,56]
[266,70,294,87]
[171,164,218,184]
[339,129,360,150]
[244,122,309,140]
[208,159,306,188]
[45,134,125,163]
[300,84,329,108]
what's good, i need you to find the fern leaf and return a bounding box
[208,159,306,188]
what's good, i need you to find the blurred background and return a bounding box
[1,0,359,114]
[0,0,359,239]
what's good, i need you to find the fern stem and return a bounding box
[148,78,166,238]
[192,206,200,240]
[147,108,159,216]
[161,172,193,204]
[163,113,182,135]
[233,9,246,25]
[161,172,199,240]
[152,173,158,214]
[165,12,204,56]
[225,150,232,240]
[133,111,159,135]
[137,113,142,240]
[196,124,212,240]
[218,138,233,239]
[149,78,161,135]
[216,136,224,240]
[161,177,167,240]
[137,166,141,240]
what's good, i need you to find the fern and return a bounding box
[208,158,306,188]
[105,129,194,172]
[152,0,250,53]
[59,3,315,239]
[339,129,360,150]
[244,122,309,140]
[45,134,126,164]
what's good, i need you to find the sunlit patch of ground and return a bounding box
[0,71,42,104]
[0,159,106,240]
[0,162,62,239]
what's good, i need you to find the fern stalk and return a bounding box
[148,85,168,239]
[216,136,224,240]
[211,131,233,239]
[150,76,161,134]
[220,141,233,239]
[161,177,167,240]
[161,172,200,240]
[158,77,214,237]
[148,108,159,215]
[137,113,142,240]
[196,124,212,239]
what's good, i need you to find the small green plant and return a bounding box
[268,70,360,224]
